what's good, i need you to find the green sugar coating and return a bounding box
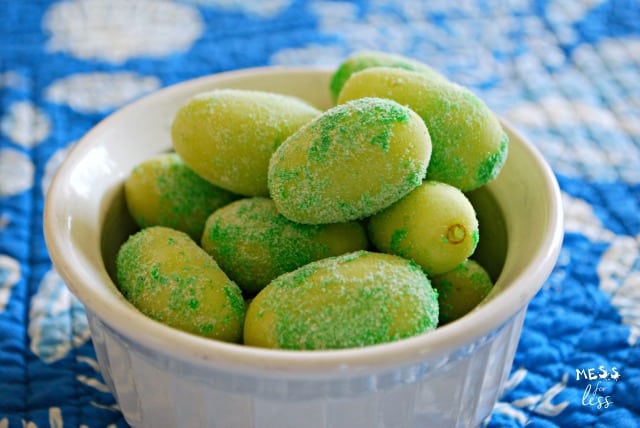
[171,88,321,196]
[431,259,494,324]
[422,89,508,190]
[201,197,368,295]
[124,152,238,241]
[476,131,509,185]
[337,67,508,191]
[329,50,447,102]
[390,228,409,254]
[308,98,408,159]
[243,251,439,350]
[268,97,431,224]
[116,226,245,342]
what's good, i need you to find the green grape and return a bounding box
[116,226,245,342]
[243,251,439,350]
[268,97,431,224]
[329,50,446,102]
[200,197,368,295]
[124,152,238,241]
[431,259,494,324]
[368,180,479,276]
[337,66,508,191]
[171,89,321,196]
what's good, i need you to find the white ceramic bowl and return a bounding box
[44,67,563,428]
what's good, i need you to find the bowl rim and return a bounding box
[44,65,564,376]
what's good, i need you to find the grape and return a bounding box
[368,180,479,276]
[431,259,494,324]
[268,97,431,224]
[243,251,439,350]
[201,197,368,294]
[337,66,508,191]
[171,89,321,196]
[124,152,237,241]
[329,50,446,102]
[116,226,245,342]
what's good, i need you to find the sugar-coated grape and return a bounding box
[243,251,439,350]
[116,226,245,342]
[200,197,368,295]
[268,97,431,224]
[337,66,508,191]
[124,152,238,241]
[368,181,479,276]
[431,259,494,324]
[171,89,321,196]
[329,50,446,102]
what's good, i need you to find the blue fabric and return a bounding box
[1,1,639,426]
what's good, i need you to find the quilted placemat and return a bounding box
[1,1,638,427]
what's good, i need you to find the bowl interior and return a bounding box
[45,67,562,374]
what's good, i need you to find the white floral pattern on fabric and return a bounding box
[562,192,616,243]
[28,269,90,364]
[0,255,20,313]
[0,72,27,90]
[0,101,51,148]
[598,235,640,346]
[0,149,34,196]
[488,369,571,426]
[42,0,204,63]
[563,191,640,346]
[45,72,161,113]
